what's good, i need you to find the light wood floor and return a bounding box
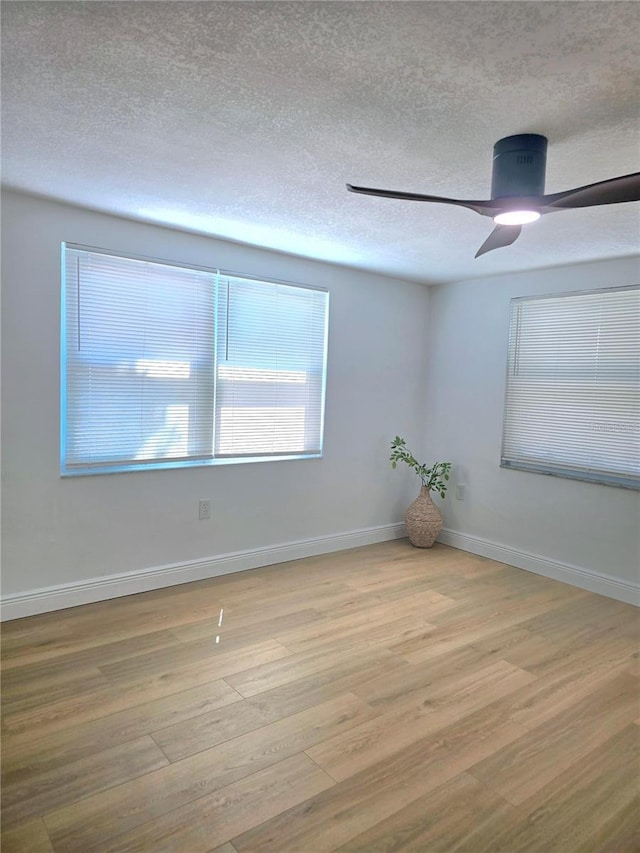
[1,540,638,852]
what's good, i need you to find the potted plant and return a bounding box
[390,436,451,548]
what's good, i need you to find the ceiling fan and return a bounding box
[347,134,640,257]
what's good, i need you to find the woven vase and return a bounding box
[404,485,443,548]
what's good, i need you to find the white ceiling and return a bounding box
[2,1,639,284]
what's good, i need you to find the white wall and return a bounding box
[425,256,640,601]
[1,190,430,610]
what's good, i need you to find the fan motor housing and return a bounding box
[491,134,548,200]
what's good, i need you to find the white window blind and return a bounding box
[501,285,640,489]
[214,273,328,458]
[61,245,328,475]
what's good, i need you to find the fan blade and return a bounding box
[346,184,498,217]
[475,225,522,258]
[541,172,640,211]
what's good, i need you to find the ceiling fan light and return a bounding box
[494,210,541,226]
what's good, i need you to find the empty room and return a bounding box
[1,2,639,851]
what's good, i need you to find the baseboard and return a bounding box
[438,528,640,607]
[6,521,635,620]
[0,522,406,621]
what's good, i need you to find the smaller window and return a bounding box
[501,285,639,489]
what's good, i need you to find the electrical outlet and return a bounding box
[199,499,211,520]
[455,484,465,501]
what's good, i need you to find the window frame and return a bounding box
[60,243,329,476]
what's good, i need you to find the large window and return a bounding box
[501,285,639,489]
[61,244,329,475]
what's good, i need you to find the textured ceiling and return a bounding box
[2,1,639,284]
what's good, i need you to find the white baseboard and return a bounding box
[4,522,635,620]
[438,528,640,607]
[0,523,406,621]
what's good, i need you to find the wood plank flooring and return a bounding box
[1,540,638,852]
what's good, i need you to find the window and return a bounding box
[61,244,329,475]
[501,285,639,489]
